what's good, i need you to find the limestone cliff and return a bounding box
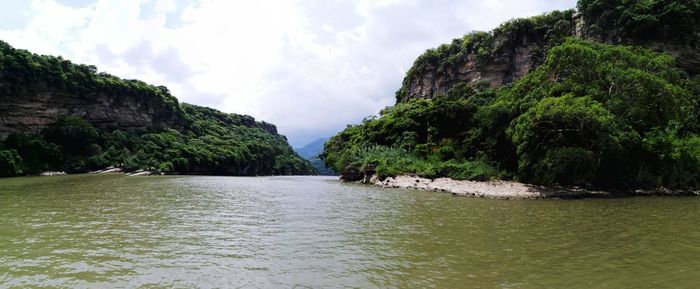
[0,40,315,176]
[0,40,282,139]
[396,10,577,102]
[0,40,189,138]
[0,88,184,139]
[397,9,700,102]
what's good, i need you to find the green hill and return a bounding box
[0,40,316,177]
[323,0,700,190]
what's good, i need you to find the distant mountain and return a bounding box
[295,138,336,175]
[295,138,328,159]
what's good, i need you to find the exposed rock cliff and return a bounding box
[324,0,700,191]
[0,40,282,139]
[0,88,183,139]
[397,10,577,102]
[397,8,700,102]
[0,40,316,176]
[0,40,188,139]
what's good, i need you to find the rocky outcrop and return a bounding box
[0,40,185,139]
[403,36,547,101]
[0,40,317,177]
[0,88,183,139]
[399,10,700,102]
[339,163,375,183]
[399,11,576,102]
[339,165,364,182]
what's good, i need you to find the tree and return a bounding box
[42,116,99,156]
[509,95,620,186]
[0,150,23,177]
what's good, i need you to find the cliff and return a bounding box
[324,0,700,191]
[0,40,186,138]
[397,4,700,102]
[0,40,316,176]
[396,10,576,102]
[0,39,282,138]
[0,88,185,139]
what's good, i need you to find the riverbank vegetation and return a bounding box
[323,38,700,190]
[0,104,316,177]
[0,40,316,177]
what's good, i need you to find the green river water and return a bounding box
[0,174,699,288]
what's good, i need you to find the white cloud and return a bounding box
[0,0,577,146]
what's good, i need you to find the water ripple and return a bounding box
[0,175,699,288]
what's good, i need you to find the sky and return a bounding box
[0,0,577,147]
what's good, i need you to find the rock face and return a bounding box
[398,11,577,102]
[403,34,546,101]
[399,11,700,102]
[0,40,185,139]
[0,89,183,139]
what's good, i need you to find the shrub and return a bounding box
[0,150,23,177]
[324,37,700,190]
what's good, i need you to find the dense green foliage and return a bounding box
[324,82,508,181]
[395,9,575,102]
[578,0,700,43]
[324,38,700,189]
[0,40,181,115]
[0,149,23,177]
[0,107,316,176]
[326,0,700,189]
[0,40,316,177]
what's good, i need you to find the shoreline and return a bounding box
[25,171,700,199]
[34,167,163,177]
[29,168,325,178]
[363,175,700,200]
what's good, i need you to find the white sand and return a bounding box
[91,167,123,174]
[40,171,66,176]
[126,170,159,176]
[370,175,613,199]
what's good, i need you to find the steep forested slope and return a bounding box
[323,0,700,190]
[0,40,316,177]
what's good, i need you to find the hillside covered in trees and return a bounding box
[323,0,700,191]
[0,40,316,177]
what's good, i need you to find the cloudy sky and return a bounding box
[0,0,576,146]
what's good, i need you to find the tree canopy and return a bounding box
[577,0,700,43]
[0,40,316,177]
[323,38,700,190]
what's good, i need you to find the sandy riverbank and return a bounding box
[37,167,160,177]
[367,175,699,199]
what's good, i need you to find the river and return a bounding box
[0,174,698,288]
